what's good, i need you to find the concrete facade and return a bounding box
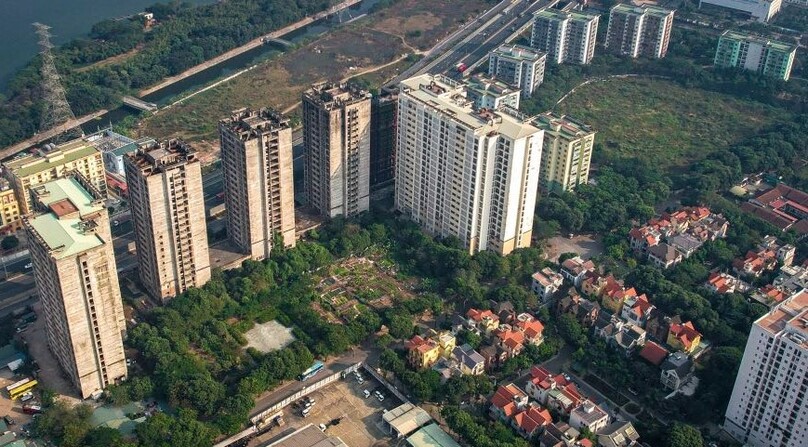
[219,108,296,261]
[4,137,107,215]
[531,10,599,65]
[124,139,211,302]
[488,44,547,97]
[465,74,522,110]
[370,91,398,193]
[303,83,371,218]
[532,112,595,193]
[714,30,796,81]
[724,291,807,447]
[605,4,675,59]
[395,74,543,256]
[24,176,126,399]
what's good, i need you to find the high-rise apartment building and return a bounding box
[533,113,595,193]
[124,139,211,302]
[219,108,296,261]
[714,30,797,81]
[395,74,543,256]
[24,176,126,398]
[488,44,547,97]
[303,83,371,218]
[531,10,599,65]
[605,4,675,59]
[370,91,397,193]
[699,0,781,22]
[724,290,807,447]
[465,74,522,110]
[4,137,106,215]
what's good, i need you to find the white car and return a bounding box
[377,394,385,402]
[20,392,34,402]
[319,423,327,432]
[363,390,371,398]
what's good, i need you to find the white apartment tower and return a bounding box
[724,290,808,447]
[605,4,675,59]
[303,83,371,218]
[395,74,543,256]
[488,44,547,97]
[219,108,296,261]
[531,10,599,65]
[533,112,596,193]
[124,139,211,302]
[24,176,127,398]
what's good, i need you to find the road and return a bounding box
[390,0,557,86]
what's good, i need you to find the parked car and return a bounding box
[363,390,371,398]
[24,263,32,269]
[319,423,327,432]
[3,415,15,425]
[22,405,42,415]
[20,392,34,402]
[377,394,385,402]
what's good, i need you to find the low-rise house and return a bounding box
[526,366,570,404]
[495,325,525,358]
[628,226,661,254]
[666,321,701,354]
[600,277,636,314]
[647,243,682,269]
[490,384,529,422]
[406,331,456,369]
[619,294,654,326]
[733,248,778,277]
[594,314,624,340]
[704,271,751,294]
[773,264,808,294]
[532,268,565,302]
[561,256,596,287]
[660,351,694,391]
[581,271,606,297]
[546,385,584,415]
[612,324,646,355]
[645,312,678,343]
[667,233,702,259]
[452,344,485,376]
[515,313,545,345]
[569,400,610,434]
[638,341,669,367]
[479,344,508,371]
[466,308,500,335]
[556,291,600,327]
[540,422,580,447]
[758,235,795,266]
[597,421,640,447]
[750,284,789,307]
[492,300,516,323]
[512,404,553,439]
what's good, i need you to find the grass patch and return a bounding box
[555,77,793,172]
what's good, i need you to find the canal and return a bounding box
[81,0,381,133]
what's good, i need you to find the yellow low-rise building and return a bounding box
[0,180,21,233]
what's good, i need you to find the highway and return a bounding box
[390,0,558,85]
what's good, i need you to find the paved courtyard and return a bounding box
[545,234,604,263]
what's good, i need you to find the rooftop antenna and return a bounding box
[33,22,83,144]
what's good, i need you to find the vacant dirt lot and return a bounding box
[371,0,489,50]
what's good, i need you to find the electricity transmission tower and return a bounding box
[33,22,82,144]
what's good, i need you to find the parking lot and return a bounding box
[0,371,36,437]
[249,370,400,447]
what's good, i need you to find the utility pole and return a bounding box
[33,22,83,144]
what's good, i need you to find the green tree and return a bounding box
[667,423,704,447]
[1,235,19,250]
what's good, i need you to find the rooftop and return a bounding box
[399,74,540,141]
[406,423,460,447]
[757,290,808,345]
[260,424,347,447]
[467,74,520,97]
[532,112,595,139]
[534,9,599,23]
[5,137,101,179]
[610,3,674,18]
[125,139,198,174]
[383,403,433,437]
[303,83,371,110]
[491,44,546,62]
[26,177,106,259]
[220,108,291,140]
[721,30,797,54]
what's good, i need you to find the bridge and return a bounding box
[262,36,293,47]
[122,96,158,113]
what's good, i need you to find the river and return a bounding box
[0,0,218,87]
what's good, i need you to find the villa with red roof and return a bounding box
[743,183,808,235]
[526,366,570,404]
[466,308,500,335]
[639,341,670,366]
[512,405,553,439]
[619,294,655,326]
[515,313,545,345]
[495,325,526,357]
[490,384,529,421]
[667,321,702,354]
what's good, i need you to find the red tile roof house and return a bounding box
[512,404,553,439]
[515,312,545,345]
[466,308,500,335]
[732,249,778,278]
[526,366,570,404]
[619,293,655,326]
[638,341,670,367]
[490,384,529,422]
[667,321,702,353]
[495,325,526,358]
